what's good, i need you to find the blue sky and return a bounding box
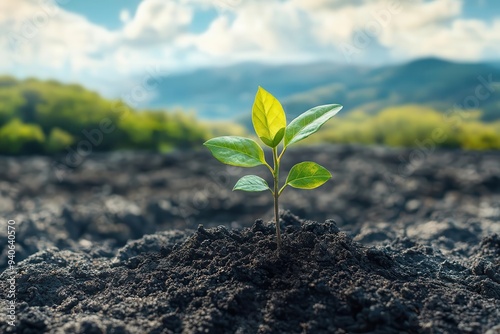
[62,0,219,32]
[1,0,499,96]
[61,0,500,29]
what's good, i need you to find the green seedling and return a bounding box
[204,87,342,250]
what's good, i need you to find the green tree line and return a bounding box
[0,76,498,155]
[310,106,500,150]
[0,76,212,155]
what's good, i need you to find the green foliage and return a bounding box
[285,162,331,189]
[0,119,45,154]
[284,104,342,147]
[204,86,342,250]
[311,106,500,150]
[205,121,249,137]
[252,86,287,147]
[233,175,270,192]
[203,136,266,167]
[458,121,500,150]
[44,128,74,153]
[0,77,211,155]
[0,86,24,125]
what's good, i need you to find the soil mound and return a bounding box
[2,213,499,334]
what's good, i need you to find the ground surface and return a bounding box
[0,145,499,333]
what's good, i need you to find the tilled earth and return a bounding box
[0,145,499,333]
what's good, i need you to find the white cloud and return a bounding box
[185,0,500,65]
[292,0,366,11]
[372,0,500,61]
[0,0,116,84]
[190,1,317,61]
[122,0,193,44]
[120,9,131,23]
[1,0,500,95]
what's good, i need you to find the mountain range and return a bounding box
[148,58,500,123]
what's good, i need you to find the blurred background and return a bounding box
[1,0,499,154]
[0,0,499,267]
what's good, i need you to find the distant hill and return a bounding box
[284,58,500,121]
[149,58,500,123]
[489,62,500,69]
[149,62,368,118]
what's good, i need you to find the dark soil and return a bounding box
[0,145,499,333]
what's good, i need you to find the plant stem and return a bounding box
[278,146,287,161]
[272,146,282,251]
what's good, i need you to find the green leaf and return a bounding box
[203,136,266,167]
[233,175,270,192]
[286,161,331,189]
[252,86,286,147]
[284,104,343,147]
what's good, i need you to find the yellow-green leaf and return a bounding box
[233,175,270,192]
[285,161,331,189]
[203,136,266,167]
[252,86,286,147]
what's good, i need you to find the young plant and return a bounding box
[204,87,342,250]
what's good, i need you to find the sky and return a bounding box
[1,0,499,96]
